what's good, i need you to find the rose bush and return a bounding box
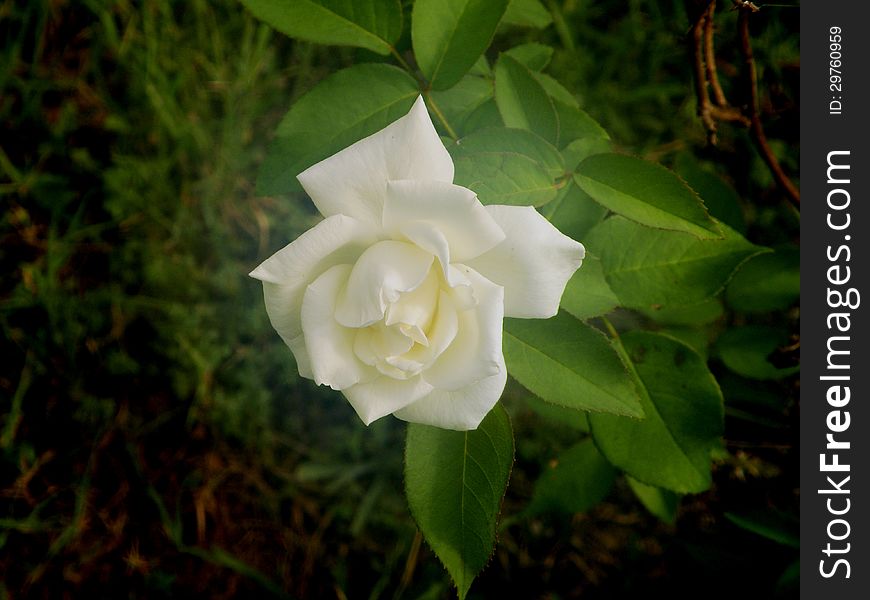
[251,97,585,430]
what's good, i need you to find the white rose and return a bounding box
[251,97,585,431]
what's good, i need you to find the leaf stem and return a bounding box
[601,317,650,409]
[600,315,620,341]
[389,45,460,141]
[389,45,416,77]
[424,90,459,141]
[546,0,575,52]
[601,316,638,377]
[601,317,631,367]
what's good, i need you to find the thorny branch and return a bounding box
[689,0,800,208]
[690,1,750,142]
[704,2,728,107]
[736,5,801,207]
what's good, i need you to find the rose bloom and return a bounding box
[251,97,584,430]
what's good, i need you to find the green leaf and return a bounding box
[523,396,589,432]
[453,151,557,207]
[719,373,790,418]
[256,64,419,195]
[504,312,643,417]
[560,254,619,320]
[429,75,494,137]
[575,154,722,239]
[526,439,616,516]
[626,476,680,524]
[674,154,746,234]
[452,126,564,178]
[536,72,579,108]
[413,0,510,90]
[777,560,800,596]
[494,54,559,144]
[468,55,492,78]
[585,216,768,310]
[656,327,711,361]
[725,246,800,312]
[461,98,504,133]
[240,0,402,55]
[503,43,554,71]
[562,137,612,172]
[716,326,799,380]
[534,75,608,147]
[502,0,552,28]
[640,298,724,326]
[542,181,608,241]
[590,332,724,493]
[725,511,800,548]
[405,404,514,600]
[553,101,608,148]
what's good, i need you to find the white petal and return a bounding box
[352,327,380,367]
[444,266,476,309]
[394,222,473,289]
[393,354,508,431]
[422,266,504,391]
[404,290,460,368]
[466,205,585,319]
[300,264,376,390]
[385,355,425,377]
[249,215,378,286]
[297,96,454,225]
[288,333,313,379]
[399,323,429,347]
[342,375,434,426]
[385,266,439,332]
[334,241,434,328]
[397,221,452,283]
[383,180,505,262]
[366,323,415,362]
[251,215,378,343]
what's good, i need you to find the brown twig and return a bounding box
[737,6,801,207]
[393,529,423,600]
[690,3,716,141]
[689,1,799,208]
[691,2,750,145]
[704,2,728,107]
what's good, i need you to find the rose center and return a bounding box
[351,264,474,380]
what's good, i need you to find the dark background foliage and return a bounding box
[1,1,798,598]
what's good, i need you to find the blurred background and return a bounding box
[1,1,798,598]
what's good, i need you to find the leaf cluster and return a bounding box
[240,0,799,597]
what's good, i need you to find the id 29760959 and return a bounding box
[829,26,843,115]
